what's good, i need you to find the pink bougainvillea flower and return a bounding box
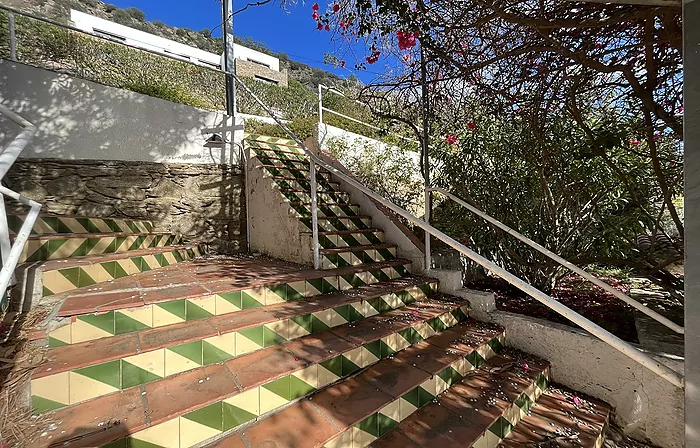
[522,362,530,372]
[317,22,324,30]
[339,21,347,30]
[573,396,582,406]
[397,30,418,51]
[312,11,320,20]
[630,138,641,146]
[340,60,346,68]
[653,132,661,141]
[445,135,458,145]
[325,24,331,31]
[312,3,320,10]
[333,4,340,12]
[679,106,684,113]
[467,121,476,130]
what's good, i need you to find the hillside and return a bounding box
[4,0,359,90]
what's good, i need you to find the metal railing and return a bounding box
[242,77,683,388]
[428,187,684,335]
[0,104,42,310]
[0,6,683,387]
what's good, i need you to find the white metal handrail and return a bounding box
[235,74,683,388]
[0,104,42,309]
[429,187,684,335]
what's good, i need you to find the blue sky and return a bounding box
[104,0,376,82]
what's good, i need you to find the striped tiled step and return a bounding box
[367,350,551,448]
[321,244,398,270]
[289,203,362,218]
[8,214,154,236]
[32,296,474,447]
[18,232,183,263]
[260,165,332,181]
[246,134,302,147]
[38,245,206,297]
[302,216,373,232]
[315,229,385,249]
[280,189,352,204]
[31,277,439,412]
[272,176,340,192]
[254,154,311,168]
[46,259,414,346]
[499,386,611,448]
[208,320,507,448]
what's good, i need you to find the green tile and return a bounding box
[154,252,168,267]
[489,416,513,439]
[122,360,162,388]
[320,355,343,377]
[310,315,331,334]
[48,336,68,348]
[363,340,382,360]
[101,438,129,448]
[237,326,265,347]
[417,386,435,407]
[536,373,548,391]
[42,216,73,234]
[355,413,380,438]
[289,374,315,400]
[438,366,462,387]
[262,375,291,401]
[183,401,224,431]
[451,307,468,323]
[333,305,351,323]
[203,340,234,364]
[168,340,203,365]
[115,312,151,335]
[514,393,533,413]
[263,326,287,347]
[380,340,396,359]
[100,261,128,279]
[241,291,264,309]
[427,316,448,333]
[341,355,361,376]
[156,299,186,321]
[291,314,313,334]
[186,300,213,321]
[218,291,242,309]
[488,336,504,353]
[49,239,69,258]
[402,387,421,409]
[466,350,486,369]
[59,267,82,288]
[367,297,391,313]
[77,311,115,335]
[267,283,288,301]
[74,360,121,389]
[378,412,399,436]
[32,395,67,414]
[223,401,257,430]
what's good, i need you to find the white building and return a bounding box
[70,10,282,73]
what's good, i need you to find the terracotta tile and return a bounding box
[437,375,510,428]
[47,387,147,446]
[209,308,273,333]
[359,357,431,399]
[330,319,394,345]
[34,333,139,378]
[243,400,338,448]
[266,298,325,319]
[210,433,249,448]
[394,341,463,375]
[284,331,358,364]
[138,319,218,352]
[144,363,239,425]
[141,284,210,305]
[58,291,144,316]
[224,346,307,390]
[400,405,482,447]
[138,270,198,288]
[311,376,392,431]
[370,429,421,447]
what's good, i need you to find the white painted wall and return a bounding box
[70,10,280,71]
[0,61,244,164]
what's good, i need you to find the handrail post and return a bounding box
[310,159,321,270]
[8,12,16,61]
[0,195,14,284]
[318,85,323,126]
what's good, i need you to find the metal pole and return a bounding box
[0,195,13,280]
[318,84,323,126]
[420,44,431,272]
[222,0,236,116]
[9,12,16,61]
[310,160,321,269]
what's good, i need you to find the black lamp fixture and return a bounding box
[204,133,227,148]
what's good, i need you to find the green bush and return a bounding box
[244,117,317,141]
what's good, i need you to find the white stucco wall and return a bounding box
[0,61,243,165]
[70,10,280,71]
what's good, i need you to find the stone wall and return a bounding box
[235,59,289,87]
[5,159,246,254]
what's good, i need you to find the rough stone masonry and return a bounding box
[5,159,246,254]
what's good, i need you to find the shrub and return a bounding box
[244,117,317,141]
[124,7,146,21]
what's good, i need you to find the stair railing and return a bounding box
[428,187,684,335]
[0,104,42,310]
[235,74,684,389]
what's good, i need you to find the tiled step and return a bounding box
[290,203,362,219]
[33,296,474,447]
[499,386,611,448]
[38,245,206,297]
[301,216,373,232]
[316,229,385,249]
[368,350,551,448]
[280,189,352,205]
[208,320,507,448]
[18,232,183,263]
[321,244,398,270]
[272,176,340,192]
[260,165,332,182]
[246,134,301,148]
[8,214,153,235]
[31,277,439,412]
[45,259,414,346]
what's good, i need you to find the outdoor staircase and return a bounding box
[21,135,611,448]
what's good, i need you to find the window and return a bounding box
[93,29,126,43]
[254,75,279,85]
